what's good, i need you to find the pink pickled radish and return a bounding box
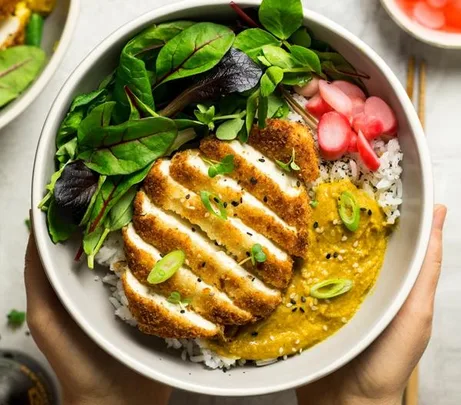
[318,112,351,161]
[333,80,366,101]
[306,93,333,119]
[413,2,445,29]
[364,96,398,135]
[426,0,448,9]
[357,131,380,171]
[352,113,384,140]
[319,80,352,118]
[348,130,358,153]
[294,77,320,98]
[351,97,365,117]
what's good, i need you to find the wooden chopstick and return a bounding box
[403,56,427,405]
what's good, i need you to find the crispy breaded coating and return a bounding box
[123,224,253,326]
[0,2,31,50]
[0,0,20,18]
[248,119,320,184]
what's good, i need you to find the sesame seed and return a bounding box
[323,325,329,331]
[191,227,196,232]
[311,306,318,311]
[353,263,359,268]
[251,331,258,337]
[341,235,348,242]
[333,252,338,258]
[326,253,331,259]
[250,177,257,185]
[180,198,186,203]
[333,219,339,225]
[180,310,185,314]
[353,241,359,248]
[259,158,265,163]
[299,348,303,354]
[286,303,293,308]
[339,249,346,254]
[279,347,284,354]
[315,227,324,234]
[204,213,210,218]
[283,355,288,360]
[300,307,305,313]
[292,307,298,313]
[301,296,306,303]
[313,221,319,229]
[290,298,296,305]
[368,209,372,216]
[270,336,275,341]
[186,194,190,200]
[313,298,318,305]
[223,202,228,208]
[247,232,253,236]
[296,181,301,187]
[231,201,239,207]
[341,317,348,323]
[295,339,300,345]
[201,262,206,268]
[337,255,344,261]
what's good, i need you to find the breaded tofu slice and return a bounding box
[123,224,253,326]
[122,268,221,339]
[132,192,281,318]
[0,2,31,50]
[248,119,319,184]
[143,159,293,290]
[169,149,309,258]
[200,137,312,229]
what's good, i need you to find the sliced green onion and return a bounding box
[147,250,185,285]
[310,200,319,208]
[310,279,353,299]
[25,13,44,47]
[338,192,360,232]
[7,309,26,327]
[200,191,227,220]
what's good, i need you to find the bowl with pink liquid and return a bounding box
[381,0,461,48]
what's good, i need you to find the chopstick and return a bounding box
[403,56,427,405]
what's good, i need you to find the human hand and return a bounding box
[297,205,447,405]
[24,233,172,405]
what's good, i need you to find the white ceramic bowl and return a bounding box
[32,0,433,396]
[0,0,79,130]
[381,0,461,48]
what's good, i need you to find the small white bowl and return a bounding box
[381,0,461,48]
[32,0,433,396]
[0,0,79,130]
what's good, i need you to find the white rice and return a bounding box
[96,93,404,369]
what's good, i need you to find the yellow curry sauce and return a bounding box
[207,180,392,360]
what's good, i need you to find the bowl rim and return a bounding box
[380,0,461,49]
[0,0,80,130]
[31,0,434,396]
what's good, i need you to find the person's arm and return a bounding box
[24,234,172,405]
[297,205,447,405]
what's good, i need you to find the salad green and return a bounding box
[40,0,365,268]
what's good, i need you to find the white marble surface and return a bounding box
[0,0,460,404]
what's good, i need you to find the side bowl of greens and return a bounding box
[31,0,432,396]
[0,0,79,130]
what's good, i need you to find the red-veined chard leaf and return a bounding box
[0,46,46,107]
[77,115,177,176]
[160,48,262,117]
[53,161,100,224]
[155,22,235,87]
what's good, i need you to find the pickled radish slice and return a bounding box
[319,80,352,118]
[352,113,384,140]
[306,93,333,119]
[295,77,320,98]
[351,97,365,117]
[333,80,366,101]
[427,0,448,9]
[413,2,445,29]
[318,112,351,161]
[364,96,398,135]
[357,131,380,171]
[348,130,358,153]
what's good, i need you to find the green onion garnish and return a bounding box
[310,279,353,299]
[200,191,227,220]
[167,291,192,307]
[238,243,267,266]
[202,154,235,178]
[276,148,300,172]
[147,250,185,285]
[338,192,360,232]
[310,200,319,208]
[7,309,26,327]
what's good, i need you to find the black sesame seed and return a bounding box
[313,222,319,229]
[258,158,265,163]
[213,197,219,203]
[250,177,257,185]
[333,252,338,258]
[263,196,268,203]
[326,253,331,259]
[197,278,202,283]
[282,173,285,176]
[191,227,196,232]
[233,214,237,217]
[201,262,206,268]
[360,207,367,212]
[290,299,296,305]
[180,310,185,314]
[231,201,239,207]
[368,209,373,216]
[246,251,251,257]
[292,307,298,313]
[185,194,190,200]
[223,202,228,208]
[300,307,305,313]
[247,232,253,236]
[251,331,259,336]
[215,241,219,246]
[252,277,256,282]
[296,181,301,187]
[240,197,243,203]
[301,296,306,303]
